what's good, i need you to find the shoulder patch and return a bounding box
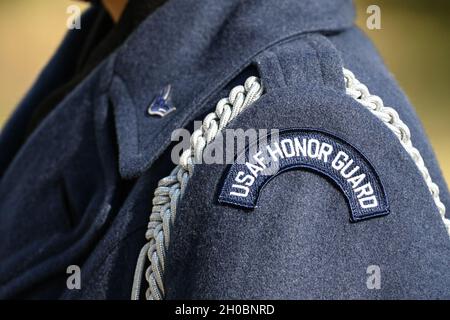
[218,129,389,222]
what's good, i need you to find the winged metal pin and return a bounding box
[147,84,176,117]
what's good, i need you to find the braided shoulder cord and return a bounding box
[131,77,263,300]
[132,68,449,300]
[343,68,450,236]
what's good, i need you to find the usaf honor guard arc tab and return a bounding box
[219,129,390,222]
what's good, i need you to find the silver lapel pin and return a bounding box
[147,84,176,117]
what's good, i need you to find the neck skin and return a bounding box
[101,0,128,22]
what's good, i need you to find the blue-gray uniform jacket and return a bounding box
[0,0,449,299]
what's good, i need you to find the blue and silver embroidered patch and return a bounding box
[218,129,389,222]
[148,85,176,117]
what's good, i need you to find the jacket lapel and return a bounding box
[108,0,355,179]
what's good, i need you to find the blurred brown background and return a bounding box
[0,0,449,184]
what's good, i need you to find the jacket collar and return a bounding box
[108,0,355,178]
